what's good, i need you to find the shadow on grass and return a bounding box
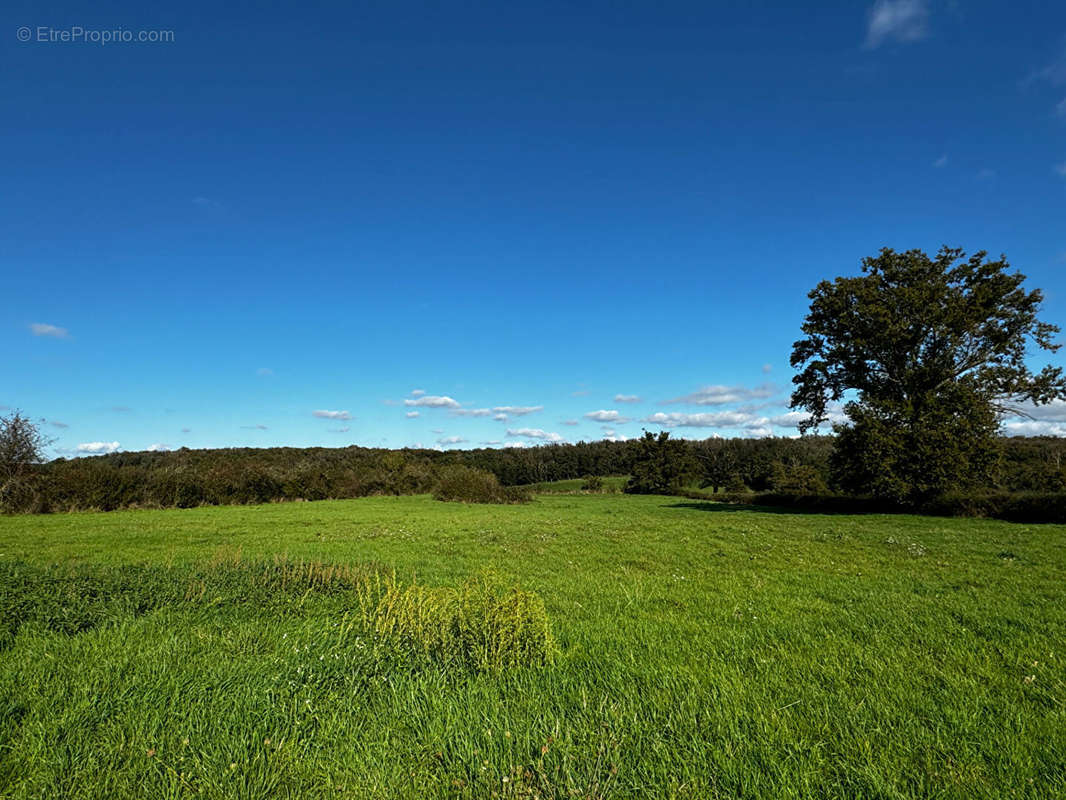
[664,501,885,517]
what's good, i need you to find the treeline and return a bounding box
[3,434,1064,514]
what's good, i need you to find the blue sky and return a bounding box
[3,0,1066,454]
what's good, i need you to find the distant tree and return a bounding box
[790,247,1066,502]
[0,411,52,513]
[625,431,692,495]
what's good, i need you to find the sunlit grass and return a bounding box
[0,492,1063,798]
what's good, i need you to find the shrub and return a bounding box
[581,475,604,492]
[433,466,530,504]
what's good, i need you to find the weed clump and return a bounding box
[358,571,555,670]
[433,466,531,504]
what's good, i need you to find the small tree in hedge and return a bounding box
[625,431,691,495]
[0,411,52,513]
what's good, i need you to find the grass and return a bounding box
[528,476,628,494]
[0,491,1064,798]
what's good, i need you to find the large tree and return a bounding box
[790,247,1065,502]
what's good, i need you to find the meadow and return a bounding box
[0,491,1063,799]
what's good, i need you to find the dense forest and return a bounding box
[3,434,1064,514]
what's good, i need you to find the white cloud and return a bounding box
[404,395,460,408]
[561,419,579,426]
[1003,420,1066,437]
[256,367,273,376]
[664,383,776,406]
[452,408,493,417]
[1055,162,1066,178]
[437,435,467,445]
[762,363,773,374]
[240,424,268,430]
[492,405,543,416]
[767,411,809,428]
[147,443,169,452]
[30,322,69,339]
[493,413,508,421]
[865,0,929,48]
[410,389,426,396]
[584,409,631,423]
[329,426,351,433]
[507,427,564,442]
[1004,400,1066,423]
[645,411,765,429]
[933,155,948,168]
[312,409,351,420]
[613,394,641,404]
[78,441,120,454]
[405,411,420,418]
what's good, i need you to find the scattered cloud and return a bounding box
[494,413,508,422]
[30,322,69,339]
[571,389,589,397]
[410,389,426,397]
[664,383,776,406]
[645,411,765,429]
[584,409,631,423]
[312,409,351,420]
[78,441,120,454]
[493,405,543,416]
[452,408,493,417]
[865,0,929,48]
[47,420,69,429]
[431,428,444,434]
[181,427,191,434]
[561,419,579,426]
[614,394,641,404]
[404,395,460,409]
[437,435,467,445]
[762,364,773,374]
[405,411,420,418]
[1003,420,1066,436]
[147,443,169,452]
[507,427,564,442]
[256,367,274,377]
[240,424,268,430]
[329,426,351,433]
[1055,162,1066,178]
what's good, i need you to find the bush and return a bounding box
[433,466,531,504]
[581,475,604,492]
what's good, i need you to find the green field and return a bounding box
[1,493,1064,799]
